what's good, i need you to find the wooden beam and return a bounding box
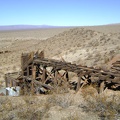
[42,66,46,83]
[80,79,88,89]
[10,79,13,87]
[99,81,105,93]
[5,75,8,95]
[76,75,81,92]
[33,80,54,90]
[112,64,120,67]
[111,67,120,71]
[54,71,58,86]
[27,66,29,77]
[34,58,120,77]
[31,64,36,95]
[65,71,69,81]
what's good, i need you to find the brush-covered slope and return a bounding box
[35,28,120,66]
[0,27,120,83]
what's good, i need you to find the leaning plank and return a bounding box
[112,64,120,67]
[33,80,54,90]
[76,76,81,92]
[99,81,105,93]
[111,67,120,71]
[42,67,46,83]
[31,65,36,94]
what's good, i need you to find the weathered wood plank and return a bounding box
[5,76,8,95]
[42,67,46,83]
[111,67,120,71]
[99,81,105,93]
[31,64,36,95]
[54,71,58,85]
[33,80,54,90]
[76,76,81,92]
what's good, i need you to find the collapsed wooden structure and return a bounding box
[5,51,120,95]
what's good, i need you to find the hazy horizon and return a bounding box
[0,22,120,26]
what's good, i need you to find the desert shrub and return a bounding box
[61,113,80,120]
[53,85,69,94]
[104,57,110,63]
[13,66,17,71]
[117,36,120,40]
[47,94,73,108]
[0,96,51,120]
[17,105,49,120]
[77,43,81,47]
[0,97,12,109]
[80,88,120,120]
[16,105,44,120]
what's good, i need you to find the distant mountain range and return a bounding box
[0,25,66,31]
[0,23,120,31]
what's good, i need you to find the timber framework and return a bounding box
[5,51,120,95]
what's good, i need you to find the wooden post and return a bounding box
[21,53,24,71]
[13,80,17,88]
[100,81,105,93]
[42,66,46,83]
[31,64,36,95]
[29,65,32,75]
[10,79,13,87]
[36,64,40,77]
[66,71,69,81]
[27,66,29,77]
[54,71,58,86]
[5,75,8,95]
[76,74,81,92]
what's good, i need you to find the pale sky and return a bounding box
[0,0,120,26]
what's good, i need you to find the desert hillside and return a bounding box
[0,25,120,84]
[84,24,120,33]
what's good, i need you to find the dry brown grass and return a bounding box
[0,88,120,120]
[81,87,120,120]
